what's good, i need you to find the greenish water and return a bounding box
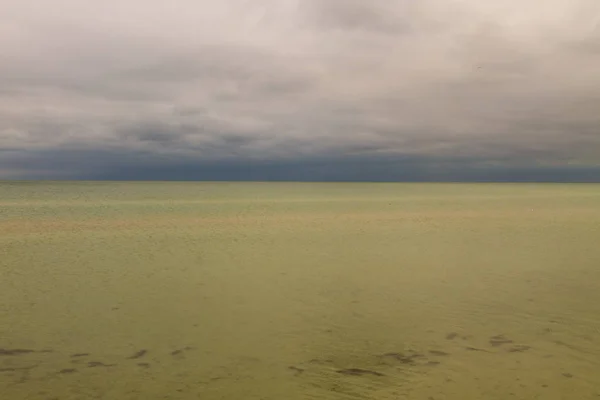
[1,182,600,399]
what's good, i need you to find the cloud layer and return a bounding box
[1,0,599,180]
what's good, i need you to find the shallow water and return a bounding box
[1,182,600,399]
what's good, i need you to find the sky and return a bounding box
[1,0,599,181]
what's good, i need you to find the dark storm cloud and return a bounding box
[3,147,598,182]
[1,0,599,180]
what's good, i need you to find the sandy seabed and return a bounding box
[1,182,600,399]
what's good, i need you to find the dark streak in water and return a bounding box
[58,368,77,374]
[0,348,36,356]
[465,347,492,353]
[87,361,116,368]
[171,346,193,356]
[429,350,449,356]
[127,350,148,359]
[489,335,514,347]
[507,345,531,353]
[336,368,385,377]
[288,366,304,376]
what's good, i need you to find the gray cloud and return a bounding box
[1,0,599,180]
[303,0,413,34]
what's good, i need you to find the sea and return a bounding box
[1,181,599,399]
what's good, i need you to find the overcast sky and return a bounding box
[1,0,599,181]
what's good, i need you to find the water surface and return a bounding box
[1,182,600,399]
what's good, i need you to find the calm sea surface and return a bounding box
[1,182,600,399]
